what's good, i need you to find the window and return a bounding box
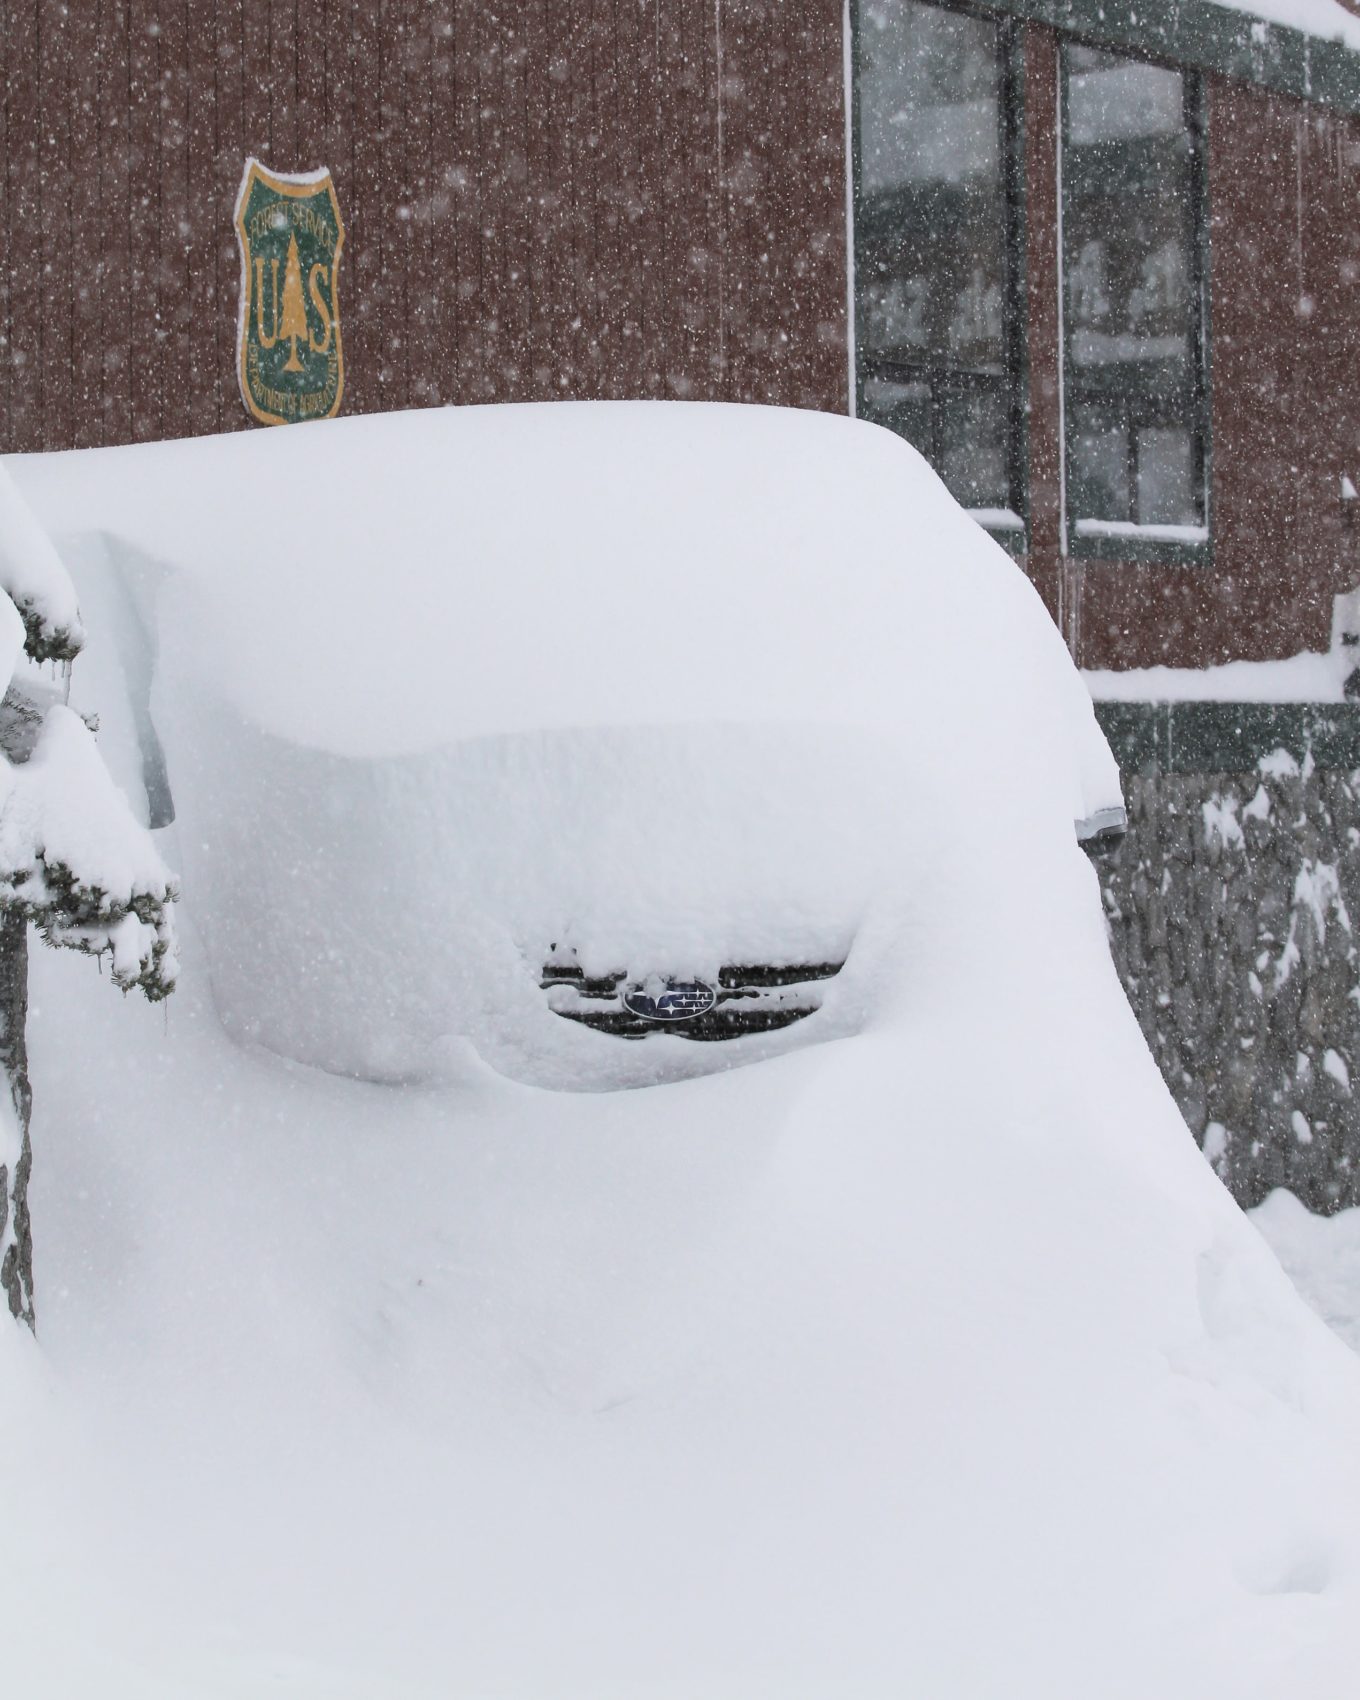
[851,9,1213,562]
[1061,46,1209,554]
[854,0,1025,533]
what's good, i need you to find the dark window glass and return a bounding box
[855,1,1020,517]
[1062,46,1208,537]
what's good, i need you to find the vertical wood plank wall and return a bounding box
[6,2,1360,670]
[0,0,849,453]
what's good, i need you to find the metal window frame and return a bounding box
[850,0,1032,556]
[1058,43,1213,566]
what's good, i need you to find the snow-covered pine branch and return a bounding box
[0,465,86,664]
[0,468,178,1326]
[0,706,178,999]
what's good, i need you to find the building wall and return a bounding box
[1017,32,1360,670]
[4,3,1360,673]
[0,0,848,453]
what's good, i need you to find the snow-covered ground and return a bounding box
[10,911,1359,1700]
[1252,1189,1360,1354]
[3,405,1360,1698]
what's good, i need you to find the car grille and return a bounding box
[539,955,845,1041]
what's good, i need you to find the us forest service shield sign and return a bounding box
[235,159,345,425]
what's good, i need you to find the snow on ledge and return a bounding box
[1223,0,1360,54]
[967,507,1026,533]
[1085,649,1351,703]
[1074,519,1209,546]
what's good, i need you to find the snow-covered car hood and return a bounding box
[8,399,1119,797]
[10,402,1122,1087]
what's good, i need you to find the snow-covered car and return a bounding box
[15,402,1124,1091]
[9,406,1360,1700]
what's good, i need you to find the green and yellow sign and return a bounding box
[234,159,345,426]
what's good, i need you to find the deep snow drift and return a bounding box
[2,404,1360,1698]
[12,402,1120,1091]
[1253,1187,1360,1353]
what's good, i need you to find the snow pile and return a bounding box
[1252,1188,1360,1353]
[0,705,177,995]
[10,887,1360,1699]
[11,402,1121,1088]
[0,403,1359,1697]
[0,444,179,1327]
[10,401,1116,775]
[0,467,177,1000]
[0,462,84,662]
[148,709,905,1086]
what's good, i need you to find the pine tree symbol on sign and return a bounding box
[279,234,309,374]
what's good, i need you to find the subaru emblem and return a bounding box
[621,978,718,1022]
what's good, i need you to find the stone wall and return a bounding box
[1100,752,1360,1212]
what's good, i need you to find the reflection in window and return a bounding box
[1062,47,1208,536]
[855,1,1021,518]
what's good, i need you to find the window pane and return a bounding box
[1136,426,1195,526]
[860,373,932,454]
[1062,46,1205,532]
[1070,411,1130,524]
[856,0,1018,515]
[941,387,1010,510]
[1067,49,1185,144]
[859,1,1005,372]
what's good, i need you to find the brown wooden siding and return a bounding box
[6,2,1360,674]
[0,0,848,455]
